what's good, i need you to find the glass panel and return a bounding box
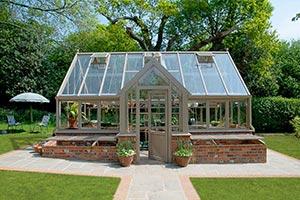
[179,54,205,94]
[124,72,137,85]
[81,102,98,128]
[161,53,180,70]
[62,55,90,95]
[214,54,248,95]
[100,101,119,130]
[188,101,207,130]
[81,58,105,95]
[170,71,182,83]
[199,56,226,94]
[102,54,125,94]
[139,68,168,86]
[60,101,79,129]
[150,93,166,131]
[229,100,247,128]
[127,89,137,132]
[209,101,225,128]
[126,54,143,71]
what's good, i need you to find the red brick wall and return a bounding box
[171,135,266,164]
[42,141,117,161]
[41,134,138,162]
[191,139,266,164]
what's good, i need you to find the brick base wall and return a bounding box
[171,135,266,164]
[41,133,138,162]
[42,141,117,161]
[191,139,266,164]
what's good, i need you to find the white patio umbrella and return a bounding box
[9,92,50,127]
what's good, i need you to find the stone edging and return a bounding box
[179,175,201,200]
[113,176,132,200]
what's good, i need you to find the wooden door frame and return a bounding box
[136,87,170,162]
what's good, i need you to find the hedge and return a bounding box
[252,97,300,133]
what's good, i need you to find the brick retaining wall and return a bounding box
[191,139,266,164]
[42,141,117,161]
[171,135,266,164]
[41,133,138,162]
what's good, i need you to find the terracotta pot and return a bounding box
[33,144,42,155]
[68,117,77,128]
[33,144,39,153]
[118,155,134,167]
[174,155,191,167]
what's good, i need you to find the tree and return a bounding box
[98,0,274,51]
[274,41,300,98]
[64,24,140,52]
[0,0,104,104]
[0,5,53,102]
[174,0,268,51]
[98,0,178,51]
[0,0,98,38]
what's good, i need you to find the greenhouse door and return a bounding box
[148,91,168,162]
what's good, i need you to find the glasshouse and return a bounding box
[41,51,266,164]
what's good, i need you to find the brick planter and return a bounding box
[42,140,118,161]
[191,139,266,164]
[171,134,266,164]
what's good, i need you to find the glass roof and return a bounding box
[59,52,250,96]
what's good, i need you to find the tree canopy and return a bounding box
[274,41,300,98]
[98,0,274,52]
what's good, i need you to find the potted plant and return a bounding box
[65,103,79,128]
[116,141,135,167]
[174,140,193,167]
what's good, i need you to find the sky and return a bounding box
[270,0,300,41]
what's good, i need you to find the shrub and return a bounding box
[252,97,300,133]
[174,140,193,157]
[116,141,135,157]
[291,116,300,138]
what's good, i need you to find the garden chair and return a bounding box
[6,115,22,131]
[33,114,50,133]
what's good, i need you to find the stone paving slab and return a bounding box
[0,148,300,200]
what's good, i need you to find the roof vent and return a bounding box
[91,53,108,68]
[196,53,214,68]
[196,53,214,64]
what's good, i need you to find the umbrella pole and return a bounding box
[30,105,33,123]
[30,105,33,132]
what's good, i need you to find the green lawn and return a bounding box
[263,134,300,159]
[191,178,300,200]
[0,123,54,155]
[0,170,120,200]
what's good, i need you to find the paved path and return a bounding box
[0,148,300,200]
